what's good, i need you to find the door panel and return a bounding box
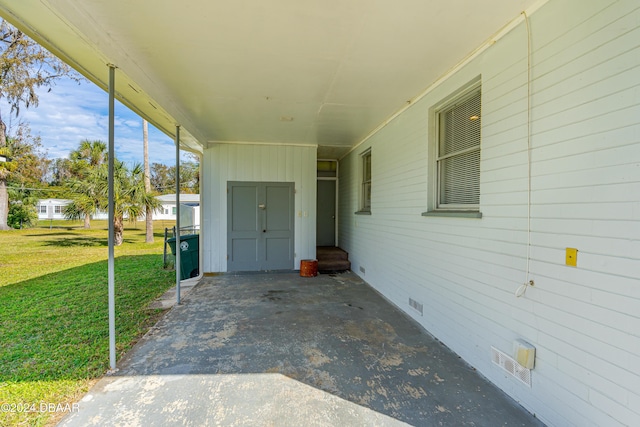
[263,183,294,269]
[231,238,258,265]
[265,238,291,266]
[265,185,292,231]
[316,180,336,247]
[228,181,294,271]
[228,183,261,271]
[231,186,259,231]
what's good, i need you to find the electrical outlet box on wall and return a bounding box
[566,248,578,267]
[513,339,536,369]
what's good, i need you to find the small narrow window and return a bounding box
[437,87,481,209]
[39,205,47,214]
[360,149,371,212]
[172,207,177,215]
[54,205,62,214]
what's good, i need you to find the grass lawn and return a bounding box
[0,220,178,426]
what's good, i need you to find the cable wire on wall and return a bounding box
[516,10,534,298]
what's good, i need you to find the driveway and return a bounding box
[59,272,543,426]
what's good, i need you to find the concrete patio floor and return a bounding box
[59,272,544,427]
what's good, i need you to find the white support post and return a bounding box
[175,125,181,304]
[107,64,117,372]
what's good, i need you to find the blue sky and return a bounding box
[2,76,189,166]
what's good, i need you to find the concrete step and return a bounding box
[316,246,349,261]
[317,246,351,273]
[318,259,351,273]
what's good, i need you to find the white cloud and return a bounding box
[1,77,186,165]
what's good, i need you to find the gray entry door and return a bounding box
[227,181,295,271]
[316,180,336,247]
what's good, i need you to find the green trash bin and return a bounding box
[167,234,199,280]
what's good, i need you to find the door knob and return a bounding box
[263,229,266,233]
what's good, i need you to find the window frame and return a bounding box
[425,79,482,218]
[357,149,372,214]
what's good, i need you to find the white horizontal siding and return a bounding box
[202,143,316,272]
[338,0,640,426]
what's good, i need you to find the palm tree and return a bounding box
[65,140,108,228]
[70,140,107,168]
[91,160,160,245]
[63,181,100,229]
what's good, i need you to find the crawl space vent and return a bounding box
[491,346,531,387]
[409,298,423,316]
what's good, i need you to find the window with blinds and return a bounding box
[361,149,371,212]
[437,88,481,208]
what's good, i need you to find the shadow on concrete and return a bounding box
[59,272,545,427]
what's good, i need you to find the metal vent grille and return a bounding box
[409,298,423,316]
[491,346,531,387]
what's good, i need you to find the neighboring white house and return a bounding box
[36,194,199,223]
[154,194,200,222]
[36,198,71,220]
[7,1,639,426]
[154,193,201,231]
[36,198,108,221]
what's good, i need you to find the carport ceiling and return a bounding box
[0,0,538,158]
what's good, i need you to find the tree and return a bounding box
[179,159,200,194]
[150,160,200,194]
[64,140,107,228]
[0,19,80,229]
[48,157,73,186]
[8,196,38,229]
[106,160,160,246]
[66,158,160,245]
[70,139,107,172]
[150,162,171,193]
[2,123,49,229]
[6,124,49,185]
[63,178,100,229]
[0,145,17,229]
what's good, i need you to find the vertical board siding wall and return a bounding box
[338,1,640,426]
[202,144,317,272]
